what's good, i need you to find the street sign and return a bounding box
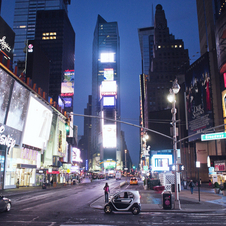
[201,132,226,141]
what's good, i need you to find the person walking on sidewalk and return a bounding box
[103,183,110,203]
[189,180,195,194]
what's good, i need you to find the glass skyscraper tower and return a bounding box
[13,0,70,66]
[91,15,121,171]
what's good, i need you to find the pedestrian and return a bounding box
[103,182,110,203]
[189,180,195,194]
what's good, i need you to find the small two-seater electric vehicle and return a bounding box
[104,190,141,215]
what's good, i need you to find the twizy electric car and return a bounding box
[104,190,141,215]
[0,195,11,212]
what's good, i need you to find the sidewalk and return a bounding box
[90,183,226,213]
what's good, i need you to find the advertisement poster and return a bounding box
[6,80,29,131]
[185,52,213,141]
[0,68,13,124]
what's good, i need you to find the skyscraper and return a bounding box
[91,15,121,171]
[13,0,71,67]
[34,9,75,105]
[148,4,189,112]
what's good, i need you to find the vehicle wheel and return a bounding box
[5,202,11,212]
[131,206,140,215]
[104,204,112,214]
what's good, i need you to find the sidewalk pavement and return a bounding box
[90,183,226,213]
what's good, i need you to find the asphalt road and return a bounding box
[0,178,226,226]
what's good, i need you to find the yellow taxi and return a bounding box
[130,177,138,185]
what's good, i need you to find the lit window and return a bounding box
[171,45,174,48]
[158,45,161,48]
[179,45,182,48]
[46,33,49,36]
[175,45,178,48]
[20,25,26,28]
[43,33,46,36]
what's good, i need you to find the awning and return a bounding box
[47,170,60,174]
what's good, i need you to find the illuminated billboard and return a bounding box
[6,80,29,131]
[0,68,13,124]
[72,147,82,162]
[100,81,117,97]
[103,124,116,148]
[185,52,213,141]
[151,154,173,171]
[0,17,15,60]
[103,96,115,106]
[100,53,115,63]
[104,68,114,80]
[61,70,74,95]
[22,95,53,150]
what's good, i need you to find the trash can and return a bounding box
[162,191,172,210]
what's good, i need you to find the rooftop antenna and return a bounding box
[152,4,154,26]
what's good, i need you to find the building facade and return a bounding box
[91,15,121,171]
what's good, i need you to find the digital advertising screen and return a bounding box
[71,147,82,162]
[103,124,116,148]
[103,96,115,107]
[151,154,173,171]
[104,68,114,81]
[100,81,117,96]
[100,52,115,63]
[6,80,29,131]
[0,16,15,60]
[61,70,74,95]
[0,68,13,124]
[22,95,53,150]
[185,52,213,141]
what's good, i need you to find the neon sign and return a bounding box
[0,36,11,52]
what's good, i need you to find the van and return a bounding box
[115,171,121,180]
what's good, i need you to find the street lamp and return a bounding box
[196,161,201,202]
[142,133,149,190]
[167,79,181,210]
[125,149,127,183]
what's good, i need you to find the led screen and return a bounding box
[100,81,117,96]
[6,80,29,131]
[151,154,172,171]
[22,95,53,149]
[72,147,82,162]
[100,53,115,63]
[103,124,116,148]
[0,68,13,124]
[103,96,115,106]
[61,70,74,95]
[104,68,114,80]
[62,97,72,108]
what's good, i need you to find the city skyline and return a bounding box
[1,0,200,167]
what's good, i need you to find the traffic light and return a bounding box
[65,119,69,136]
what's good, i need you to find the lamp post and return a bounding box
[196,161,201,202]
[143,133,149,190]
[167,79,181,210]
[125,149,127,183]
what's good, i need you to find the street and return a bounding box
[0,178,226,226]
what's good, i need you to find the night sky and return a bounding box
[1,0,200,167]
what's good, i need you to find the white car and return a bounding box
[104,190,141,215]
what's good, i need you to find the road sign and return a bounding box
[201,132,226,141]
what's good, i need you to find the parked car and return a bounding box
[0,195,11,212]
[130,177,138,185]
[104,190,141,215]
